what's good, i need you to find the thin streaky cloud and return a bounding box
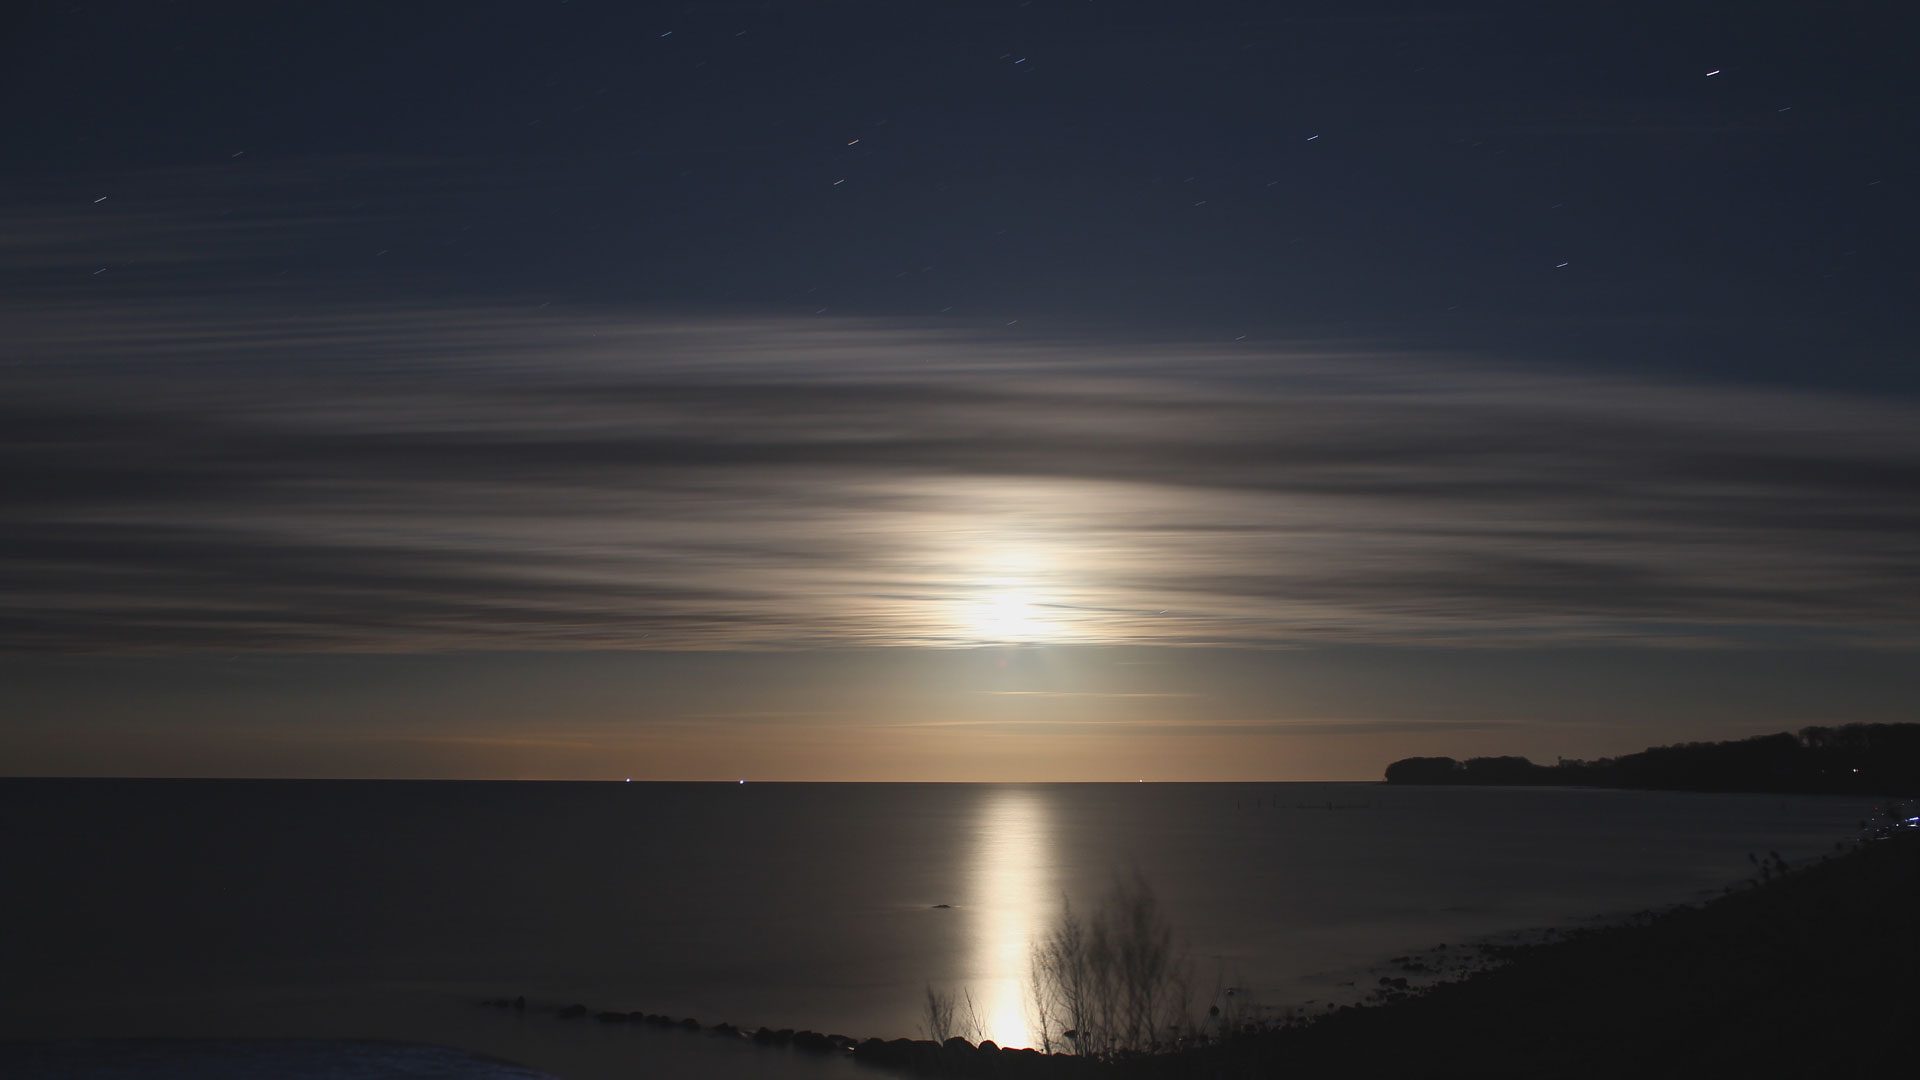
[2,297,1916,653]
[971,691,1207,699]
[899,718,1528,737]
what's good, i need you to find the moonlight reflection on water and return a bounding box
[968,787,1055,1049]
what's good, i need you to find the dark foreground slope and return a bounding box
[1129,830,1919,1080]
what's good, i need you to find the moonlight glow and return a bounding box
[978,591,1042,642]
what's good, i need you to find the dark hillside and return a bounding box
[1130,826,1920,1079]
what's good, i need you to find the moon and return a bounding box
[977,590,1041,642]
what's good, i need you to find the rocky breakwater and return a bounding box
[480,997,1100,1076]
[850,1036,1095,1077]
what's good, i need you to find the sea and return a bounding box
[0,780,1878,1079]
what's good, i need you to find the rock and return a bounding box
[709,1021,739,1037]
[753,1027,795,1045]
[556,1003,587,1020]
[906,1040,943,1069]
[791,1030,831,1053]
[596,1011,629,1023]
[1005,1047,1043,1061]
[680,1017,702,1031]
[932,903,953,909]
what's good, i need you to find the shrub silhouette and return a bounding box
[921,984,983,1044]
[1028,869,1195,1058]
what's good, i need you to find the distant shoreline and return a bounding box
[1384,721,1920,796]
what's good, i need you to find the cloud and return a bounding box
[896,718,1527,738]
[972,691,1206,699]
[2,295,1916,652]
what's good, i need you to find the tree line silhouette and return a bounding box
[1384,723,1920,794]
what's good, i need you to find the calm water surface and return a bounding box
[1,780,1874,1077]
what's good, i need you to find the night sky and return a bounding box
[4,1,1916,780]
